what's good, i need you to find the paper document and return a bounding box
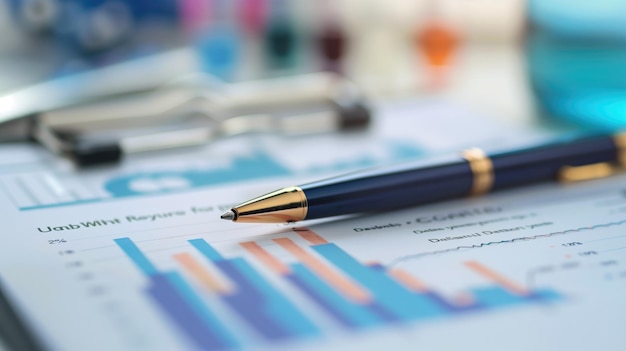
[1,99,623,351]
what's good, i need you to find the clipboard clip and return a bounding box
[0,70,370,166]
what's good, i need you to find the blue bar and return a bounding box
[163,272,239,348]
[148,272,235,350]
[215,258,319,340]
[473,286,561,307]
[215,259,293,340]
[229,259,319,337]
[367,302,400,322]
[114,237,239,349]
[421,291,483,313]
[114,238,158,276]
[189,239,319,340]
[471,286,529,307]
[189,239,224,261]
[311,243,447,321]
[366,263,386,272]
[287,263,381,329]
[532,289,561,302]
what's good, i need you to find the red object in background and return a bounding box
[317,23,346,73]
[179,0,211,34]
[239,0,267,35]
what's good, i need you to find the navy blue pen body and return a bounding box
[301,156,473,219]
[491,134,618,189]
[300,134,619,220]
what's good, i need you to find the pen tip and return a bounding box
[220,210,236,221]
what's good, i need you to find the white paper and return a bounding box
[2,99,621,351]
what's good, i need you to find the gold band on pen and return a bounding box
[462,147,494,196]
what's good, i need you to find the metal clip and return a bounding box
[558,162,617,182]
[559,131,626,183]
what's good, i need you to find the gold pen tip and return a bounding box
[220,210,236,221]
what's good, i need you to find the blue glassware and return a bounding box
[527,0,626,131]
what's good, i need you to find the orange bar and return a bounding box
[464,261,528,296]
[273,237,371,304]
[453,292,476,307]
[240,241,291,275]
[174,253,233,294]
[388,268,430,293]
[293,228,328,245]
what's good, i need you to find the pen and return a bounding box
[220,132,626,223]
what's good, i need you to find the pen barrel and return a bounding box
[491,134,618,189]
[300,134,619,220]
[301,155,474,219]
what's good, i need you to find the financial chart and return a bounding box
[2,173,625,351]
[1,100,623,351]
[109,229,561,350]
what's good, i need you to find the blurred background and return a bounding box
[1,0,626,153]
[2,3,626,350]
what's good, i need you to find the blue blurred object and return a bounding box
[7,0,61,33]
[529,0,626,39]
[8,0,178,52]
[193,0,242,81]
[528,0,626,131]
[195,23,241,80]
[57,0,135,52]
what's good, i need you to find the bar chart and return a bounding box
[4,169,626,351]
[114,228,560,350]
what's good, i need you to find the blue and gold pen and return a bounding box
[221,132,626,223]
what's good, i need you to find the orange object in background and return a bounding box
[415,19,460,89]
